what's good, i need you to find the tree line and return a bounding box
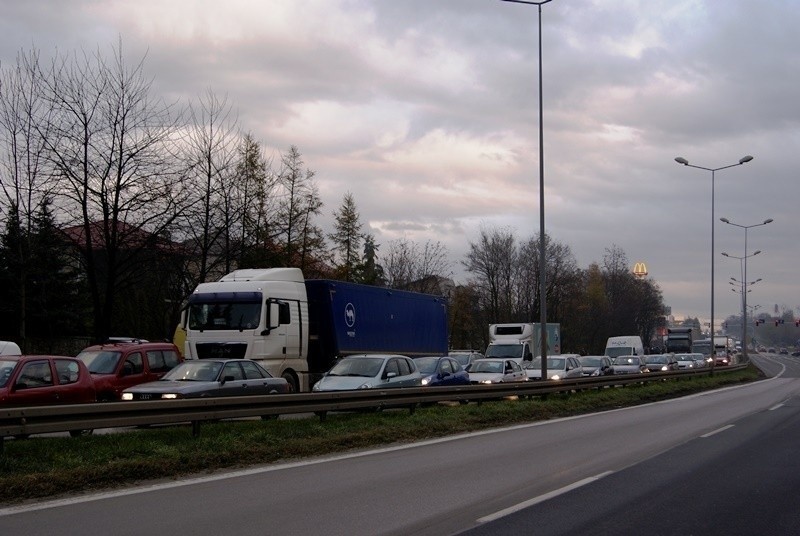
[0,43,665,355]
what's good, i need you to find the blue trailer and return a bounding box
[183,268,448,392]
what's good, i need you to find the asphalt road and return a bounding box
[2,353,798,535]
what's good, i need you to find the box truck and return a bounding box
[182,268,449,392]
[484,323,561,363]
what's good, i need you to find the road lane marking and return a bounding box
[701,424,734,438]
[769,403,785,411]
[476,471,614,524]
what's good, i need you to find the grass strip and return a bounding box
[0,365,761,504]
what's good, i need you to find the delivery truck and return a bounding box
[181,268,449,392]
[484,323,561,363]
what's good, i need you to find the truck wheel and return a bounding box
[281,372,298,393]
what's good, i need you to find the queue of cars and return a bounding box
[1,334,727,439]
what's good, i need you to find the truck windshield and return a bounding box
[605,347,633,358]
[188,301,262,331]
[485,344,522,359]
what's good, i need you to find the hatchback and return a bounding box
[313,354,421,391]
[524,355,583,380]
[77,340,183,401]
[413,356,470,387]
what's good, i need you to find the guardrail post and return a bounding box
[191,421,201,437]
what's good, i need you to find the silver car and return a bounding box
[611,355,648,374]
[524,356,584,380]
[312,354,421,391]
[468,358,527,384]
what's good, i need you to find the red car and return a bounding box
[76,340,183,401]
[0,355,96,407]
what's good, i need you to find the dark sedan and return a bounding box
[611,355,648,374]
[578,355,614,377]
[644,353,679,372]
[413,356,470,387]
[121,359,290,400]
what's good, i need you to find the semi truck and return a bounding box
[665,327,693,353]
[484,323,561,363]
[181,268,449,392]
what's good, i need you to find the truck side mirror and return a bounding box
[262,301,282,335]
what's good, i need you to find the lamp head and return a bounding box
[720,217,730,223]
[753,250,761,256]
[764,218,773,224]
[739,155,754,164]
[675,156,689,165]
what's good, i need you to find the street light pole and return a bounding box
[720,217,772,361]
[674,155,753,371]
[501,0,554,381]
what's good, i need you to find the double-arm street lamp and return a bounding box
[501,0,554,380]
[674,155,753,365]
[720,217,771,361]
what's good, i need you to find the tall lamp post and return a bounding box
[502,0,554,380]
[674,155,753,370]
[724,249,763,362]
[720,217,772,361]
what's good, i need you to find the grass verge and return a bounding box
[0,365,762,505]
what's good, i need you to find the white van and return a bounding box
[604,336,644,358]
[0,340,21,355]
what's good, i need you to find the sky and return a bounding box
[1,0,798,329]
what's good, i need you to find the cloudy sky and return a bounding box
[2,0,798,328]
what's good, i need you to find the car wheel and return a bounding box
[69,429,93,438]
[281,372,298,393]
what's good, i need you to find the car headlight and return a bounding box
[121,393,133,401]
[358,383,373,389]
[591,369,600,376]
[421,377,432,386]
[312,382,321,391]
[661,365,668,371]
[551,374,561,380]
[161,393,178,399]
[480,379,494,384]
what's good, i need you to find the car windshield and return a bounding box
[77,350,122,374]
[414,357,439,374]
[0,359,19,388]
[613,357,638,365]
[449,354,471,367]
[327,357,384,378]
[646,356,667,364]
[524,357,565,369]
[162,361,223,382]
[471,361,504,373]
[580,357,603,367]
[606,347,635,358]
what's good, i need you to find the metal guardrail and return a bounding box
[0,364,747,449]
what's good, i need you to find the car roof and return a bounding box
[344,354,411,359]
[82,340,178,351]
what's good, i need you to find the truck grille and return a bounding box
[195,343,248,359]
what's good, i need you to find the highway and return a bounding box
[2,353,798,535]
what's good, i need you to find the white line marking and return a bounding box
[476,471,614,524]
[701,424,734,438]
[769,403,785,411]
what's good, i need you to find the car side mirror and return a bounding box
[14,381,28,390]
[221,375,235,384]
[121,362,134,376]
[385,372,398,380]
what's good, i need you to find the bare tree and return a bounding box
[0,49,57,348]
[275,145,326,271]
[41,43,186,341]
[383,237,452,294]
[463,226,517,322]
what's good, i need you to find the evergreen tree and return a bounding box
[329,192,363,281]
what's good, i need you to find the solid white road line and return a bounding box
[700,424,734,438]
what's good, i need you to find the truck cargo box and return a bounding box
[305,280,448,374]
